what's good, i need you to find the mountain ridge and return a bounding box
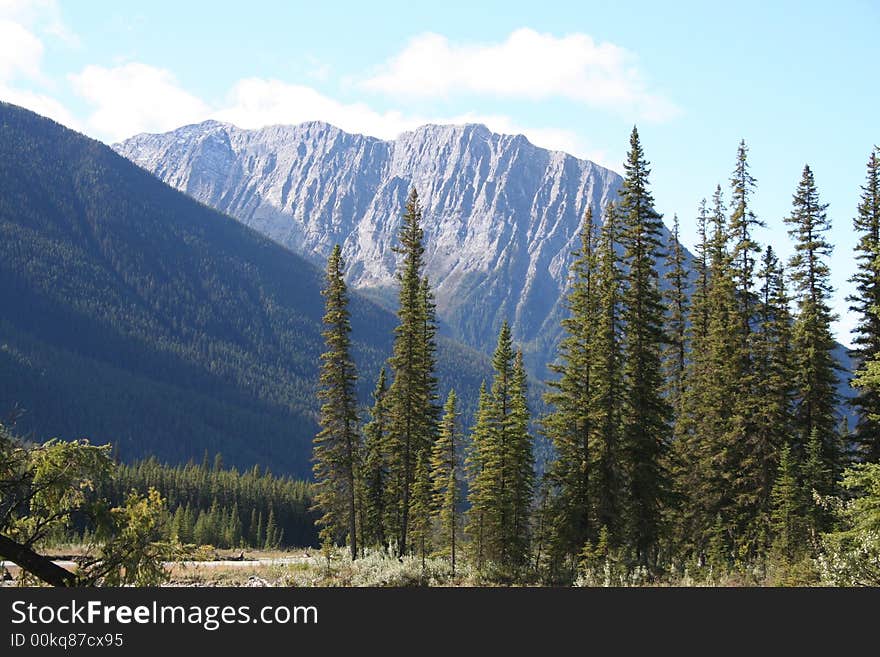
[117,117,856,412]
[0,102,491,477]
[116,119,634,372]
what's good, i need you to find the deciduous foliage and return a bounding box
[0,423,173,586]
[818,462,880,585]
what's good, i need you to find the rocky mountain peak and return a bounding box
[114,120,648,369]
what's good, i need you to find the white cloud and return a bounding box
[362,28,680,122]
[212,79,609,163]
[0,7,77,127]
[0,0,83,128]
[0,0,78,46]
[70,63,210,142]
[440,111,615,167]
[0,82,79,128]
[69,62,616,167]
[211,78,415,140]
[0,19,43,82]
[0,0,50,21]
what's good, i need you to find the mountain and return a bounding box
[0,102,490,478]
[115,120,637,372]
[116,118,857,416]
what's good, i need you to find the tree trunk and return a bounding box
[0,533,78,587]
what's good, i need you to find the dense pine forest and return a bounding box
[312,129,880,585]
[92,457,317,550]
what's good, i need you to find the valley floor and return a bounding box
[1,546,812,587]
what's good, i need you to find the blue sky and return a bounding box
[1,0,877,344]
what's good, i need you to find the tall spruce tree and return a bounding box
[729,140,764,343]
[785,165,840,496]
[726,142,771,558]
[408,451,433,570]
[691,199,712,342]
[849,147,880,461]
[431,390,462,575]
[618,126,671,568]
[489,321,516,571]
[509,350,535,573]
[419,276,442,434]
[664,213,689,419]
[465,382,493,569]
[361,368,389,549]
[465,323,534,577]
[312,244,360,560]
[675,187,739,563]
[669,200,710,557]
[591,202,626,546]
[769,443,808,565]
[741,246,796,557]
[543,208,598,569]
[386,189,440,555]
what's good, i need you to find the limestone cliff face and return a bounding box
[116,120,673,367]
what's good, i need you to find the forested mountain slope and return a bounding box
[0,102,489,478]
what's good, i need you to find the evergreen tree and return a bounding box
[227,503,242,548]
[661,213,689,559]
[725,141,771,559]
[465,382,493,569]
[361,368,390,549]
[312,244,360,559]
[508,350,535,573]
[408,451,433,570]
[670,201,709,551]
[849,147,880,461]
[193,509,211,546]
[729,140,764,343]
[465,324,534,577]
[385,189,440,555]
[543,208,598,569]
[419,276,442,433]
[801,427,830,541]
[770,443,807,565]
[675,187,739,562]
[255,511,264,548]
[785,165,840,496]
[431,390,462,575]
[591,202,626,546]
[264,507,279,550]
[741,247,795,557]
[690,199,712,343]
[248,507,259,546]
[617,126,671,568]
[181,504,195,544]
[663,213,689,419]
[170,505,185,542]
[487,322,516,571]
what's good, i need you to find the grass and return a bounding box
[2,544,826,587]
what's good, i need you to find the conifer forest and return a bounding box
[311,130,880,586]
